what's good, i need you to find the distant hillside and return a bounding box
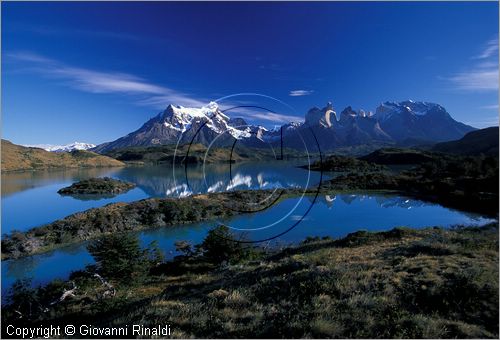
[360,148,437,165]
[432,127,499,156]
[105,143,310,165]
[1,139,125,172]
[105,143,246,165]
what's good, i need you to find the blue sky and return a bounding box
[2,1,498,145]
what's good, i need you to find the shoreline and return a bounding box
[1,189,293,260]
[3,152,498,260]
[2,184,497,260]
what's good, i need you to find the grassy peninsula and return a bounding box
[1,190,287,259]
[321,152,498,217]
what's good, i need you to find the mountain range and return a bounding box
[92,100,476,153]
[23,142,96,152]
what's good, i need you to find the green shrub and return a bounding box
[87,233,163,281]
[198,225,249,264]
[5,279,41,320]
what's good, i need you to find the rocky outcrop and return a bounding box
[305,102,337,128]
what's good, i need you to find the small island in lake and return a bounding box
[57,177,136,196]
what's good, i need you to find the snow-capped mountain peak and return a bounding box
[92,99,475,153]
[167,102,218,119]
[374,100,445,121]
[23,142,96,152]
[159,102,251,140]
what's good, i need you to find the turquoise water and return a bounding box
[1,163,495,296]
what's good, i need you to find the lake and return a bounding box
[2,161,327,233]
[1,162,496,296]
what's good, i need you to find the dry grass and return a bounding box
[1,139,124,172]
[102,225,499,338]
[3,224,498,339]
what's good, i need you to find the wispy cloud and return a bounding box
[447,37,498,92]
[137,95,208,108]
[222,106,300,124]
[6,51,206,109]
[7,51,54,64]
[448,68,498,91]
[480,104,499,110]
[472,38,499,59]
[289,89,314,97]
[9,22,169,45]
[7,51,302,123]
[464,116,499,127]
[248,111,300,123]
